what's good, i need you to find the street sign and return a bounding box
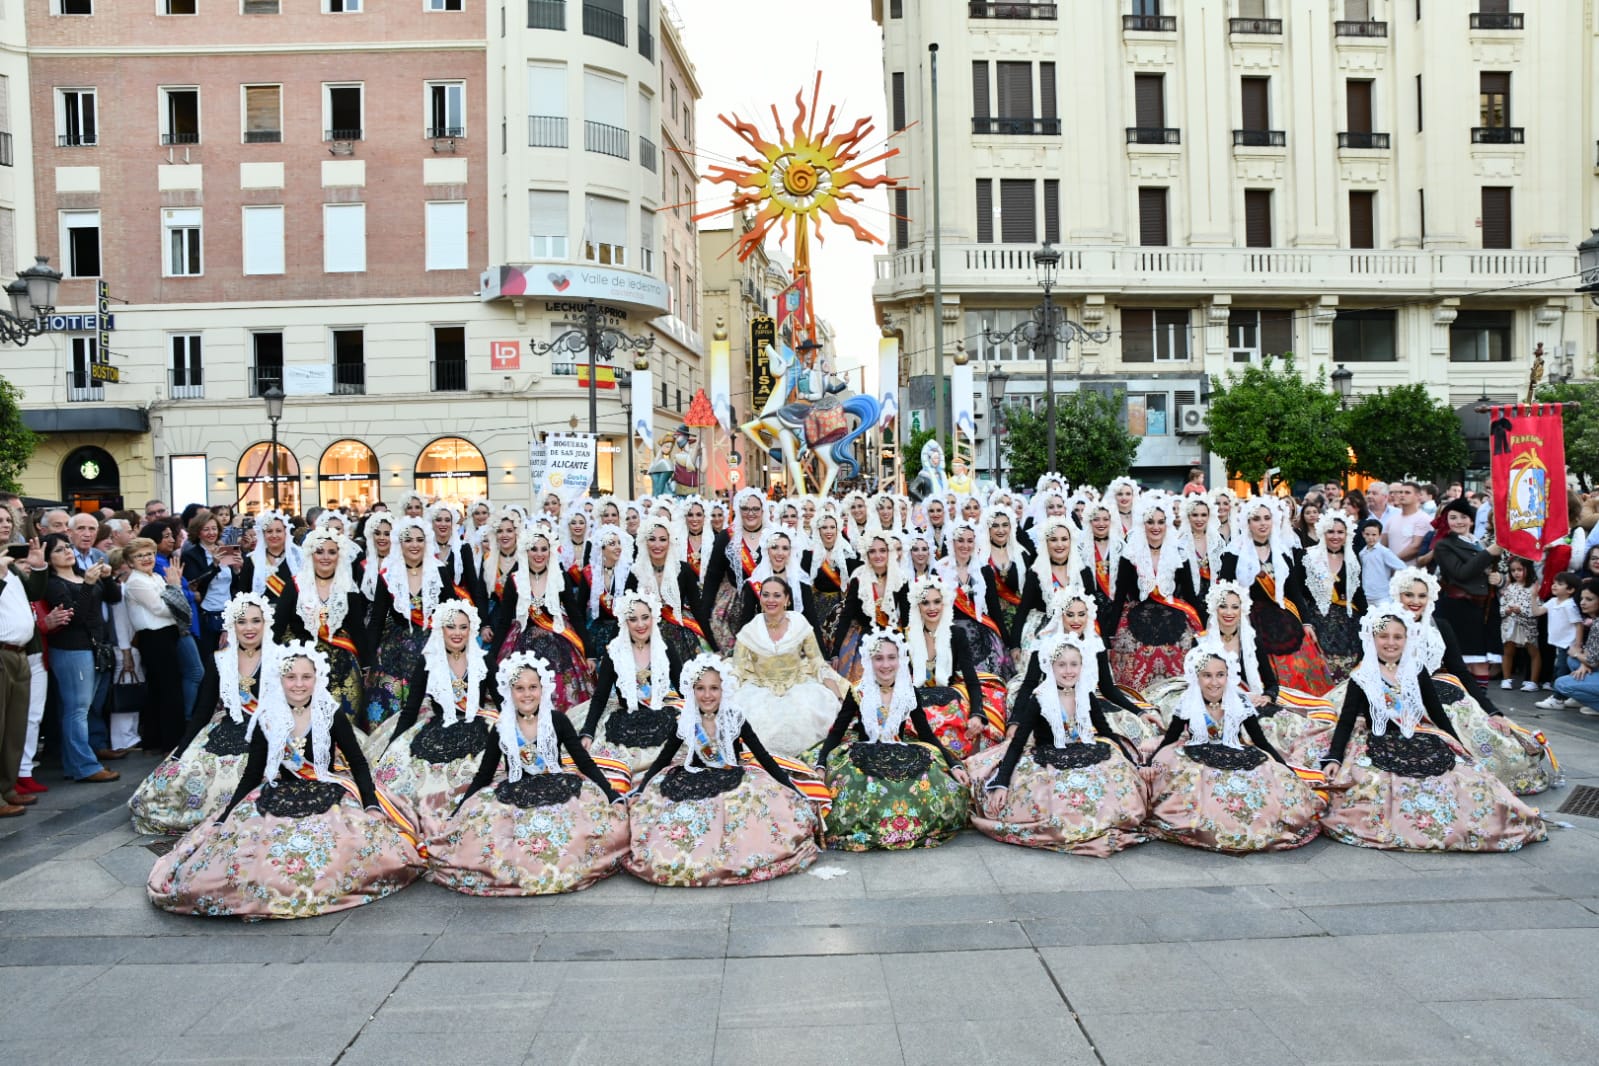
[89,363,120,383]
[42,313,114,333]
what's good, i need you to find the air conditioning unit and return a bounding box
[1229,346,1259,364]
[1176,403,1210,436]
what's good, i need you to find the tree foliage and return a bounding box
[1000,390,1141,491]
[1536,381,1599,490]
[1202,356,1349,489]
[1343,383,1468,483]
[900,426,939,484]
[0,376,38,495]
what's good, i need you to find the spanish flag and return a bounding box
[576,363,617,390]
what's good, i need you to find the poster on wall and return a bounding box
[535,433,597,505]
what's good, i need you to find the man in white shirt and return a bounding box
[1366,481,1392,530]
[0,547,42,817]
[1383,481,1432,562]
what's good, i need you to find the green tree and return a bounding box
[1343,383,1468,483]
[999,390,1141,490]
[900,426,938,484]
[1202,355,1349,489]
[0,375,38,495]
[1536,381,1599,490]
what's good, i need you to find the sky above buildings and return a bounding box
[674,0,891,384]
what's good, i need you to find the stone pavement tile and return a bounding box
[1039,943,1237,1015]
[0,859,130,909]
[119,933,322,965]
[1099,842,1228,888]
[1252,999,1497,1065]
[1429,998,1599,1066]
[0,964,111,1034]
[1331,930,1576,1002]
[420,932,542,962]
[1142,904,1324,943]
[9,962,247,1040]
[525,1027,717,1066]
[338,1028,536,1066]
[711,1024,903,1066]
[332,894,459,934]
[1387,847,1536,875]
[895,1017,1099,1066]
[553,869,659,904]
[445,897,730,934]
[0,935,136,966]
[191,962,411,1037]
[304,931,438,963]
[856,846,999,898]
[5,1037,159,1066]
[373,960,568,1033]
[157,1032,354,1065]
[1020,913,1160,947]
[543,958,722,1031]
[882,950,1064,1021]
[1194,937,1416,1007]
[1297,840,1427,881]
[94,842,165,886]
[1478,927,1599,997]
[1511,829,1599,873]
[719,954,886,1029]
[1080,1007,1301,1066]
[536,926,730,961]
[761,859,868,900]
[1266,872,1555,908]
[50,824,144,862]
[731,894,990,930]
[1302,898,1599,937]
[1198,856,1332,887]
[975,841,1131,894]
[727,920,1028,958]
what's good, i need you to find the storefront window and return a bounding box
[414,436,487,507]
[237,442,300,516]
[319,439,379,512]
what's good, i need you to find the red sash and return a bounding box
[991,565,1021,607]
[820,560,840,588]
[318,622,359,658]
[739,538,757,577]
[1151,587,1204,633]
[265,573,285,598]
[661,603,706,640]
[1258,573,1300,621]
[1093,547,1112,597]
[452,581,471,601]
[953,584,1004,641]
[530,605,587,658]
[685,545,701,577]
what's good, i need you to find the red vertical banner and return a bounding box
[1490,403,1570,558]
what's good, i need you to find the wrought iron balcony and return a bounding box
[528,0,565,29]
[325,128,363,141]
[640,135,657,172]
[1229,17,1281,33]
[427,126,465,139]
[529,115,568,148]
[1123,14,1176,31]
[584,120,629,159]
[167,369,204,400]
[244,129,282,143]
[582,3,626,44]
[1233,129,1286,147]
[1471,126,1525,144]
[968,2,1057,18]
[161,131,200,145]
[1470,12,1523,29]
[1338,131,1390,149]
[432,359,468,392]
[972,116,1061,135]
[1335,19,1387,36]
[58,132,97,148]
[1127,126,1180,145]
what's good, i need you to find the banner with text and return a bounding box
[536,433,597,506]
[1490,403,1570,559]
[877,333,900,431]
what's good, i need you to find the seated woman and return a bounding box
[1389,568,1554,796]
[966,633,1147,857]
[1143,647,1323,853]
[129,592,277,835]
[1300,512,1366,686]
[369,600,494,838]
[1011,515,1095,654]
[148,641,422,919]
[276,529,368,726]
[829,532,907,683]
[625,654,821,886]
[735,528,821,635]
[814,629,971,851]
[939,519,1015,681]
[627,514,712,663]
[486,524,594,709]
[730,576,846,758]
[905,575,1002,758]
[1319,607,1546,852]
[1218,497,1332,695]
[576,591,684,773]
[1103,497,1205,692]
[427,652,629,896]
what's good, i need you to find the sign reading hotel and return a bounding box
[480,264,670,315]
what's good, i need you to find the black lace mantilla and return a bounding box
[410,718,490,764]
[1183,743,1267,771]
[1252,603,1305,656]
[1127,599,1191,645]
[916,685,962,712]
[659,766,745,801]
[849,741,931,781]
[1428,677,1469,707]
[496,772,584,808]
[603,705,675,749]
[203,717,252,757]
[1033,742,1113,770]
[255,777,346,817]
[1367,730,1456,779]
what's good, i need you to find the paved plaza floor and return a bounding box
[5,688,1599,1065]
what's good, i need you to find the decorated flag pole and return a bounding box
[1480,401,1581,559]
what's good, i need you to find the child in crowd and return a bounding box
[1498,556,1541,692]
[1358,518,1405,607]
[1536,571,1587,710]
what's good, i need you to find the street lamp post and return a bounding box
[982,242,1110,476]
[263,384,285,511]
[1,257,64,347]
[987,365,1009,487]
[532,298,655,497]
[1331,363,1353,409]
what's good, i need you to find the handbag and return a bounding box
[91,639,116,675]
[113,665,147,719]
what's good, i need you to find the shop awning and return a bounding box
[22,408,149,434]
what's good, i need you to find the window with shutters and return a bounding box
[976,179,994,243]
[891,72,906,131]
[1138,187,1169,246]
[57,88,96,147]
[1238,0,1266,15]
[584,193,627,265]
[530,190,568,258]
[1480,186,1511,249]
[1240,76,1269,129]
[1043,180,1059,244]
[1122,309,1190,362]
[323,204,367,273]
[1349,191,1375,248]
[1346,81,1372,133]
[1449,310,1512,362]
[170,335,203,397]
[999,179,1035,244]
[163,0,197,13]
[1039,63,1056,123]
[1479,72,1509,127]
[1332,309,1397,361]
[426,82,465,138]
[967,309,1032,361]
[243,206,285,275]
[425,202,469,271]
[1134,73,1165,127]
[243,85,282,143]
[161,87,200,145]
[527,65,568,148]
[1243,189,1272,247]
[163,208,203,276]
[1345,0,1369,17]
[1227,309,1294,358]
[996,62,1032,118]
[893,188,909,249]
[640,207,654,272]
[0,208,13,278]
[62,211,100,276]
[972,62,990,121]
[244,1,281,11]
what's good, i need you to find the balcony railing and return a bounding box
[968,2,1057,18]
[168,369,204,400]
[639,26,654,59]
[529,115,568,148]
[584,120,629,158]
[1229,17,1281,33]
[432,359,468,392]
[640,135,657,172]
[1335,19,1387,36]
[58,132,97,148]
[1338,131,1390,149]
[1470,12,1523,30]
[972,116,1061,135]
[244,129,282,143]
[161,131,200,145]
[249,365,283,398]
[1234,129,1286,147]
[325,128,363,141]
[0,132,11,167]
[1123,14,1176,31]
[427,126,465,139]
[1127,126,1180,145]
[67,372,104,403]
[333,362,365,396]
[1471,126,1525,144]
[582,3,626,44]
[528,0,565,29]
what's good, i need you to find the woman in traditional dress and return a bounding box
[1103,496,1205,692]
[979,505,1027,643]
[806,508,856,652]
[364,516,446,728]
[905,530,936,583]
[904,575,998,758]
[426,502,482,607]
[676,497,713,590]
[829,531,908,682]
[628,514,711,662]
[967,633,1147,857]
[486,524,594,708]
[129,592,277,835]
[1107,476,1140,538]
[355,513,391,627]
[1431,497,1506,683]
[1319,607,1547,852]
[1211,487,1239,546]
[940,519,1015,680]
[559,508,593,575]
[1174,493,1221,624]
[369,600,494,837]
[1218,497,1332,695]
[148,641,422,918]
[577,524,630,658]
[815,628,971,851]
[427,652,628,895]
[1011,515,1096,654]
[736,528,821,634]
[626,654,821,886]
[1084,500,1122,620]
[730,576,847,758]
[236,509,301,600]
[474,507,523,621]
[576,591,684,772]
[1142,647,1323,853]
[700,487,768,653]
[1300,511,1366,686]
[275,529,367,725]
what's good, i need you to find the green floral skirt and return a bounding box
[821,741,970,851]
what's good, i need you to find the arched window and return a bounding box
[237,442,299,516]
[60,446,121,513]
[414,436,487,508]
[318,439,379,512]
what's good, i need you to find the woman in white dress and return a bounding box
[729,575,847,758]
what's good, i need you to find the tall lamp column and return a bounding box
[263,384,285,511]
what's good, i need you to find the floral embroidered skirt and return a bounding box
[128,715,253,836]
[660,617,712,664]
[504,622,595,710]
[829,619,868,686]
[371,715,493,839]
[1433,675,1553,796]
[821,741,970,851]
[739,681,841,760]
[916,684,1003,761]
[366,626,430,728]
[147,780,422,919]
[624,765,821,886]
[965,740,1147,858]
[1107,607,1197,693]
[323,642,365,725]
[1307,606,1361,690]
[709,580,742,654]
[425,773,629,895]
[1142,743,1323,853]
[1320,726,1546,852]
